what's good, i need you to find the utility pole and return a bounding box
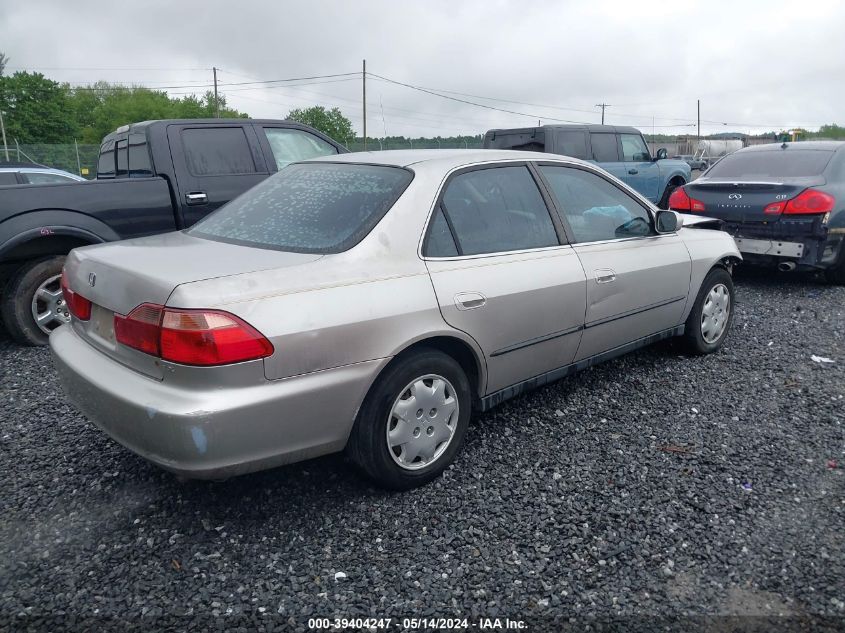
[595,103,610,124]
[0,108,8,161]
[697,99,700,142]
[213,67,220,118]
[362,59,367,151]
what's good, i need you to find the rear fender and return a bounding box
[0,210,118,262]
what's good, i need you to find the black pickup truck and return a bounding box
[0,118,346,344]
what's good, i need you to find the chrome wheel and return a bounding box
[30,274,70,335]
[386,374,459,471]
[701,283,730,344]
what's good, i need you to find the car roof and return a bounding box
[738,141,845,153]
[0,165,80,175]
[486,124,643,135]
[306,148,588,170]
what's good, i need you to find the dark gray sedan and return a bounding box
[669,141,845,282]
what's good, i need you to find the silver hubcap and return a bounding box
[386,374,459,471]
[701,283,730,344]
[31,274,71,335]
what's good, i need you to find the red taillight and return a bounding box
[114,304,273,366]
[668,187,706,212]
[114,303,163,356]
[783,189,835,215]
[60,269,92,321]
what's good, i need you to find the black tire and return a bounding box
[824,257,845,285]
[346,348,472,490]
[683,267,735,355]
[658,180,682,209]
[1,256,68,346]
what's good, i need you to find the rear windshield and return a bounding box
[188,163,413,254]
[707,149,834,178]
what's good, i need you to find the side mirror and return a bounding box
[655,148,668,160]
[655,210,680,233]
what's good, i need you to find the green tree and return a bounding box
[67,85,249,144]
[0,71,73,143]
[286,106,353,144]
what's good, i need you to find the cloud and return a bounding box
[1,0,843,137]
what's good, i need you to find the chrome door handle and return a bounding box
[185,192,208,205]
[595,269,616,284]
[455,292,486,311]
[628,169,638,175]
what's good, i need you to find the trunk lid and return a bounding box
[686,176,825,223]
[63,231,321,378]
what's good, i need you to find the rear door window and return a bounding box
[590,134,619,162]
[706,149,835,178]
[440,166,559,256]
[181,127,257,176]
[262,128,338,170]
[128,133,153,177]
[424,207,459,257]
[555,131,588,159]
[189,163,412,253]
[0,172,19,185]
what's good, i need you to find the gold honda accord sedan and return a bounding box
[52,150,740,489]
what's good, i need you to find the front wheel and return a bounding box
[683,267,735,355]
[1,256,70,346]
[658,180,682,209]
[346,349,472,490]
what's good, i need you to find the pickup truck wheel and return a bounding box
[1,256,69,346]
[683,267,735,355]
[346,349,471,490]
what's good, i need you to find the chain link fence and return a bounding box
[1,142,99,178]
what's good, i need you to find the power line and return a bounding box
[68,71,361,92]
[368,73,590,125]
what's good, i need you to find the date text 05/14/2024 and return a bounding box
[306,617,528,630]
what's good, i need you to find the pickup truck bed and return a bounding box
[0,118,346,345]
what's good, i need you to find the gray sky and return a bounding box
[2,0,843,138]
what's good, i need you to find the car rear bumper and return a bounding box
[723,221,844,270]
[50,324,388,479]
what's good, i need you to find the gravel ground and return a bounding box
[1,270,843,632]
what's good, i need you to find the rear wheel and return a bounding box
[1,256,69,346]
[683,267,735,355]
[346,349,471,490]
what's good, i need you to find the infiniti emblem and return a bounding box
[728,193,742,200]
[88,272,96,287]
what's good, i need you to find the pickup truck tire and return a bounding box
[1,256,69,346]
[682,267,735,355]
